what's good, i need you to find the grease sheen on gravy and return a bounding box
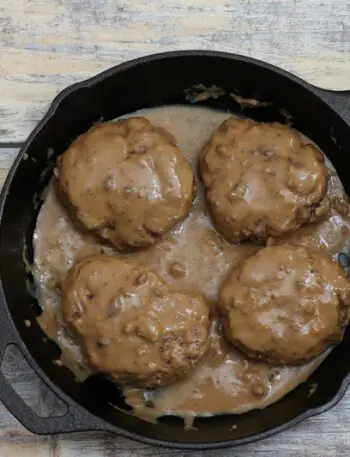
[33,105,350,421]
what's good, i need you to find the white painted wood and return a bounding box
[0,0,349,142]
[0,149,17,186]
[0,0,349,455]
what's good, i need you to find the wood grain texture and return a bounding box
[0,149,17,186]
[0,0,349,142]
[0,0,350,455]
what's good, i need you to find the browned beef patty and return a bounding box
[219,244,350,365]
[61,255,210,387]
[56,117,195,252]
[199,117,329,243]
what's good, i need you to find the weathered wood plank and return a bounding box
[0,389,350,457]
[0,0,349,142]
[0,148,18,187]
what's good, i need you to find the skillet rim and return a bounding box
[0,49,350,449]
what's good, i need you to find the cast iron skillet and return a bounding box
[0,51,350,450]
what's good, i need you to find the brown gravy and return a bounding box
[33,105,350,420]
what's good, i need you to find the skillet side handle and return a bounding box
[0,305,114,435]
[312,89,350,125]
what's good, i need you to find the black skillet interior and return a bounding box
[1,51,350,449]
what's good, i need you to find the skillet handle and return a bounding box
[0,314,113,435]
[312,88,350,125]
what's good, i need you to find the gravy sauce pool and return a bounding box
[33,105,350,422]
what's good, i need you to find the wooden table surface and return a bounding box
[0,0,350,455]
